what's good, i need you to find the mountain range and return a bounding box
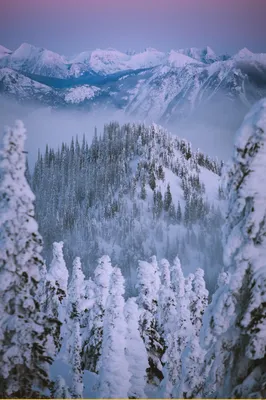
[1,43,266,130]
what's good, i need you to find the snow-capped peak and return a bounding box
[71,47,166,75]
[11,42,67,64]
[167,50,201,68]
[11,42,39,59]
[176,46,218,64]
[234,47,254,59]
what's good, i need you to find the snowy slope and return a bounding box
[167,50,201,68]
[176,46,220,64]
[64,85,101,103]
[0,43,71,78]
[0,67,56,101]
[233,47,266,65]
[71,47,166,75]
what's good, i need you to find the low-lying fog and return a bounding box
[0,97,237,169]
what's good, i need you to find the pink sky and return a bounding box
[1,0,265,55]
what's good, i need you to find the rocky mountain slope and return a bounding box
[1,43,266,129]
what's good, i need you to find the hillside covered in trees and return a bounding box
[30,122,224,294]
[1,98,266,398]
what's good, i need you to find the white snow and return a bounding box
[167,50,201,68]
[233,48,266,65]
[177,46,219,64]
[65,85,101,103]
[71,47,166,75]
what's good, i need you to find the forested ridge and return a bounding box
[31,122,224,293]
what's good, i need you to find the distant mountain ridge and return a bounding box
[1,43,266,132]
[0,43,232,78]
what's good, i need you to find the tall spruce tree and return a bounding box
[136,256,164,385]
[98,267,130,398]
[83,255,113,373]
[201,99,266,398]
[124,297,149,398]
[0,121,55,398]
[66,257,85,398]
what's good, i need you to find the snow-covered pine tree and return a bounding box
[178,331,206,399]
[190,268,209,335]
[0,121,56,397]
[69,321,83,398]
[80,277,96,330]
[169,257,193,397]
[157,258,171,330]
[158,258,180,398]
[136,256,164,385]
[177,269,209,398]
[82,255,113,373]
[66,257,85,398]
[124,297,149,398]
[40,241,69,357]
[98,267,130,398]
[47,241,68,304]
[201,98,266,398]
[52,375,70,399]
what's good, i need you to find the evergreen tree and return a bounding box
[177,270,208,398]
[83,255,113,372]
[170,257,193,397]
[98,267,130,398]
[52,375,70,399]
[69,322,83,398]
[66,257,85,398]
[140,177,147,200]
[40,242,69,357]
[149,168,156,191]
[163,183,172,211]
[158,259,180,398]
[136,256,164,385]
[0,121,55,397]
[47,241,68,304]
[201,99,266,398]
[190,268,208,335]
[176,201,182,223]
[124,297,149,399]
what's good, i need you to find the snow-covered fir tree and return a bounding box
[201,98,266,398]
[69,321,83,398]
[52,375,70,399]
[176,269,209,398]
[39,241,69,357]
[0,121,56,397]
[169,257,193,397]
[178,331,206,399]
[190,268,209,335]
[80,277,96,331]
[66,257,85,398]
[82,255,113,372]
[158,259,180,398]
[136,256,164,385]
[157,258,171,330]
[124,297,149,399]
[47,241,69,304]
[98,267,131,398]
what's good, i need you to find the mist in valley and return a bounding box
[0,95,241,167]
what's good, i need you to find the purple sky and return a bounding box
[1,0,266,55]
